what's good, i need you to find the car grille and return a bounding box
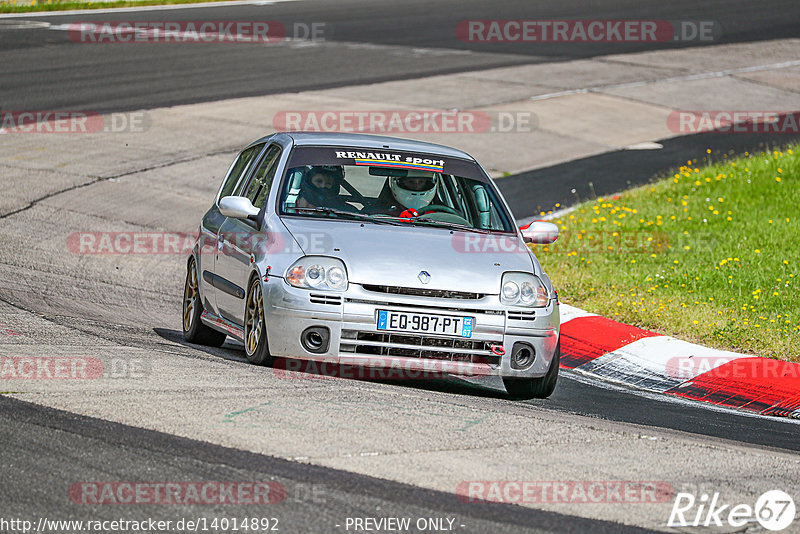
[339,330,501,365]
[345,298,503,316]
[361,284,484,300]
[309,293,342,305]
[507,310,536,321]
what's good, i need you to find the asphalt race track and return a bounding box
[1,1,799,532]
[0,395,655,534]
[0,0,799,112]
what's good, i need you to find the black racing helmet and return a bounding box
[300,165,344,205]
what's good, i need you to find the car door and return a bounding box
[199,142,264,314]
[216,143,283,325]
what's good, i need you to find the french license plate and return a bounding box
[376,310,473,338]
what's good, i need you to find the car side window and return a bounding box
[217,143,265,203]
[244,144,282,209]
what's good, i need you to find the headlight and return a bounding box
[501,272,549,307]
[502,281,520,301]
[286,257,348,291]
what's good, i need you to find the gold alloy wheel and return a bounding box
[245,281,264,355]
[183,261,198,332]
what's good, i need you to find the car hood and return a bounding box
[281,218,536,294]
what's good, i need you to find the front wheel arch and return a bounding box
[243,273,273,366]
[502,339,560,400]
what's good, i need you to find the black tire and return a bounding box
[503,340,560,400]
[183,258,227,347]
[244,276,273,366]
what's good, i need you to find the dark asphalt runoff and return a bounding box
[0,395,653,534]
[0,0,798,112]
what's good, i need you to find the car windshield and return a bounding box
[278,146,515,233]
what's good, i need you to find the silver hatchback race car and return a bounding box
[182,132,561,399]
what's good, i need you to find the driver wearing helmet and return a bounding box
[388,172,439,218]
[297,166,347,209]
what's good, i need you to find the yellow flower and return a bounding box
[754,249,761,254]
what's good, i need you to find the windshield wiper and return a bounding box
[291,207,493,233]
[412,217,491,234]
[291,207,404,226]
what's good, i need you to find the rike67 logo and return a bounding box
[668,490,795,531]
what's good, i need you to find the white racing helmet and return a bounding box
[389,172,439,211]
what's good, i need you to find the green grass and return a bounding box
[536,144,800,362]
[0,0,235,13]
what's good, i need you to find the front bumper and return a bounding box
[263,278,560,379]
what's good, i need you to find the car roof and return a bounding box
[269,132,475,160]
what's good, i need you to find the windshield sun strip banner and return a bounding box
[353,158,444,172]
[285,146,485,181]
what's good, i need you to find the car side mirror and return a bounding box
[520,220,559,244]
[219,196,260,222]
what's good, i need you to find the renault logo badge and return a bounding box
[418,271,431,284]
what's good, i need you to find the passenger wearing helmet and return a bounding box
[388,172,439,217]
[297,166,347,209]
